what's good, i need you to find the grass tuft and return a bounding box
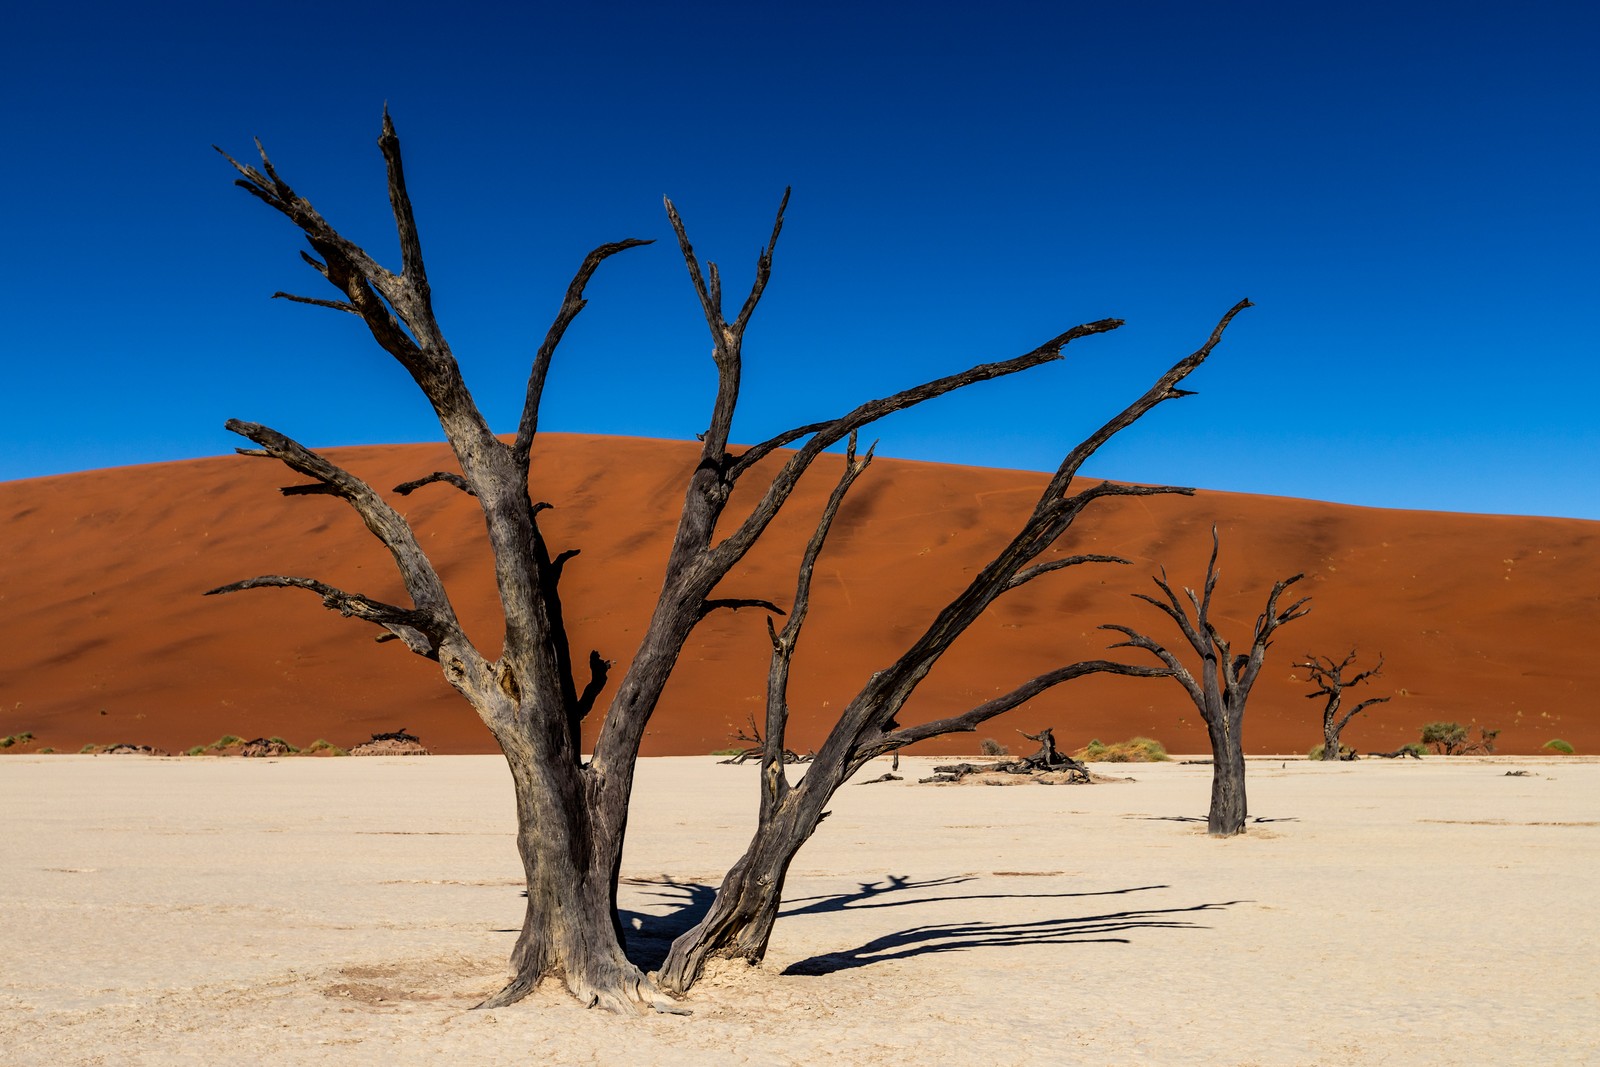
[1075,736,1170,762]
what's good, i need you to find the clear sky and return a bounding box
[4,1,1596,518]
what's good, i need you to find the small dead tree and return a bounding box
[1102,531,1309,837]
[210,113,1251,1010]
[1294,650,1389,760]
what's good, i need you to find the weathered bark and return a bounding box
[1294,650,1390,760]
[211,114,1183,1011]
[1104,529,1309,837]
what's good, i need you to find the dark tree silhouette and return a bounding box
[1294,650,1389,760]
[209,113,1251,1010]
[1103,531,1309,836]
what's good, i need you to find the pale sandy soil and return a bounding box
[3,754,1596,1065]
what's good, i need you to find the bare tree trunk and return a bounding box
[483,750,647,1010]
[1321,716,1345,760]
[1206,712,1248,836]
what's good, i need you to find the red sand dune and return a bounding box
[2,434,1595,757]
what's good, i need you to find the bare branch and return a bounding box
[700,597,787,619]
[575,651,612,721]
[871,659,1171,757]
[727,317,1124,480]
[1007,553,1130,591]
[1034,301,1252,506]
[204,574,441,659]
[733,187,790,334]
[512,238,653,467]
[394,471,475,497]
[220,419,466,646]
[1101,623,1205,705]
[663,197,720,342]
[272,291,359,314]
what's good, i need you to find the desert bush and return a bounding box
[185,745,205,756]
[1076,736,1170,762]
[1,732,35,748]
[39,747,55,754]
[268,736,301,753]
[1543,738,1575,754]
[1420,722,1499,755]
[979,737,1009,756]
[709,748,743,757]
[78,744,96,754]
[1307,742,1358,760]
[1420,721,1468,754]
[209,734,244,751]
[303,739,348,756]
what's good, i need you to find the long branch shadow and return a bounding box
[781,898,1247,976]
[617,873,1194,973]
[780,875,1173,917]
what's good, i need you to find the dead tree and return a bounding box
[1102,531,1309,837]
[653,322,1249,990]
[719,714,811,765]
[209,113,1250,1010]
[1294,650,1389,760]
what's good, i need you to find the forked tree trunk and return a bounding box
[213,114,1260,1011]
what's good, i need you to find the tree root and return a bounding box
[476,962,690,1015]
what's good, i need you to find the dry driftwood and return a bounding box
[919,727,1091,784]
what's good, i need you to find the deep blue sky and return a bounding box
[4,1,1596,518]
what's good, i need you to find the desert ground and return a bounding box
[3,752,1596,1065]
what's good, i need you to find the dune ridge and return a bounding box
[2,434,1595,756]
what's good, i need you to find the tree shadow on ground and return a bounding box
[619,877,717,971]
[780,895,1245,976]
[616,874,1203,973]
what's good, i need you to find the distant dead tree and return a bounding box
[1294,650,1389,760]
[1103,531,1309,836]
[209,112,1251,1010]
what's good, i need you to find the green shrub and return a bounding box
[268,736,300,753]
[1543,738,1576,754]
[1420,721,1469,754]
[210,734,243,750]
[186,745,206,756]
[78,744,97,754]
[709,748,743,756]
[1308,742,1358,760]
[304,739,348,756]
[1,732,35,749]
[39,747,54,754]
[1076,736,1169,762]
[979,738,1009,756]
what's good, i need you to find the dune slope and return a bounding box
[2,435,1595,756]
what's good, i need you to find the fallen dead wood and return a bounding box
[719,714,814,765]
[919,727,1092,784]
